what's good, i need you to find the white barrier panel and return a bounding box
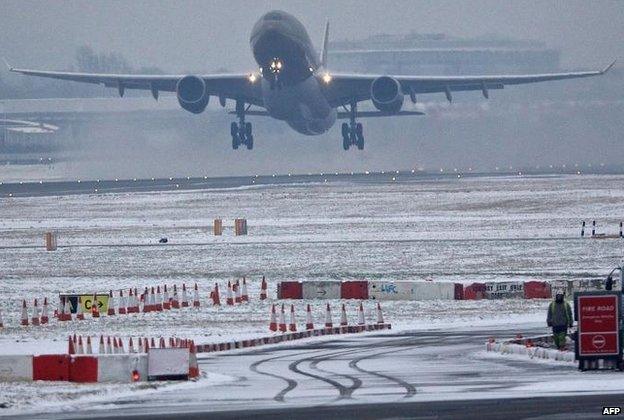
[369,281,455,301]
[570,279,619,293]
[97,354,148,382]
[148,348,190,380]
[302,281,341,300]
[484,282,524,299]
[0,355,33,381]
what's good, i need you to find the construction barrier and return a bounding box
[44,232,57,251]
[277,281,303,299]
[302,281,341,300]
[484,282,524,299]
[524,281,552,299]
[234,218,248,236]
[213,218,223,236]
[0,355,33,381]
[341,281,369,299]
[369,281,457,301]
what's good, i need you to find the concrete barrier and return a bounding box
[0,355,33,381]
[485,282,524,299]
[98,354,148,382]
[369,281,456,301]
[302,281,341,299]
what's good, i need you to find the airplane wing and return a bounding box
[322,61,616,107]
[232,109,425,118]
[6,63,264,106]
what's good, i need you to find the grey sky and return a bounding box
[1,0,622,72]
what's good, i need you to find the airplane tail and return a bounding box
[319,19,329,68]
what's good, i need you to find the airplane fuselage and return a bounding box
[250,11,336,135]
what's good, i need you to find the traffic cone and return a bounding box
[305,304,314,330]
[68,336,75,355]
[40,297,49,324]
[142,288,150,313]
[193,283,200,308]
[340,303,348,327]
[31,299,40,326]
[86,336,93,354]
[212,283,221,306]
[226,281,234,306]
[181,284,189,308]
[189,341,199,378]
[376,302,384,325]
[106,336,112,354]
[0,308,4,328]
[159,337,166,348]
[357,301,365,327]
[76,299,85,320]
[20,300,28,326]
[130,288,139,313]
[150,337,156,349]
[269,304,278,332]
[171,285,180,309]
[144,337,150,352]
[91,293,100,318]
[128,337,135,353]
[289,304,297,332]
[163,285,171,310]
[77,336,84,354]
[155,286,163,312]
[99,335,105,354]
[260,276,268,300]
[324,303,333,328]
[107,290,116,316]
[278,304,287,332]
[234,280,242,304]
[241,277,249,302]
[112,337,118,354]
[118,337,125,353]
[125,289,132,313]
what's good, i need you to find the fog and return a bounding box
[0,1,623,179]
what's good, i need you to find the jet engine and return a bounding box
[370,76,404,113]
[176,75,209,114]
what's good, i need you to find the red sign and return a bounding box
[578,294,619,356]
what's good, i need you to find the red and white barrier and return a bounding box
[303,281,341,300]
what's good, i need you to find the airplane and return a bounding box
[5,10,615,151]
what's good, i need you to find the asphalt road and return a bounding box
[23,326,624,420]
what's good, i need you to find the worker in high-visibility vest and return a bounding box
[547,292,573,349]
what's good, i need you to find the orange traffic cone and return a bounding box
[212,283,221,306]
[189,340,199,378]
[278,304,287,332]
[40,297,49,324]
[142,287,150,313]
[376,302,384,325]
[76,299,85,320]
[99,335,105,354]
[357,301,365,327]
[289,304,297,332]
[155,286,163,312]
[31,299,40,326]
[86,336,93,354]
[91,294,100,318]
[340,303,348,327]
[305,304,314,330]
[324,303,333,328]
[171,285,180,309]
[159,337,166,348]
[163,285,171,310]
[150,337,156,349]
[68,335,75,355]
[20,300,28,326]
[107,290,116,316]
[128,337,135,353]
[77,336,84,354]
[181,284,189,308]
[226,281,234,306]
[241,277,249,302]
[234,280,242,304]
[269,304,278,332]
[118,337,125,353]
[260,276,268,300]
[128,288,139,313]
[193,283,200,308]
[118,290,127,315]
[106,336,112,354]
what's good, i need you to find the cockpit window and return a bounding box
[264,11,283,20]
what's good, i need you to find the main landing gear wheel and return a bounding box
[340,101,365,151]
[231,101,254,150]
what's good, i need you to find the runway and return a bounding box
[21,325,624,419]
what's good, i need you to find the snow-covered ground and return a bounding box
[0,173,623,414]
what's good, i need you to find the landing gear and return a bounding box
[231,100,254,150]
[341,101,364,150]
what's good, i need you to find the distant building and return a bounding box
[328,33,560,75]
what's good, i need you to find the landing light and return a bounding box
[248,73,258,83]
[322,72,332,84]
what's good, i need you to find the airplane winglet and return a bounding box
[2,57,13,71]
[319,19,329,68]
[601,60,616,74]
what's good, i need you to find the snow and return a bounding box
[0,173,623,414]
